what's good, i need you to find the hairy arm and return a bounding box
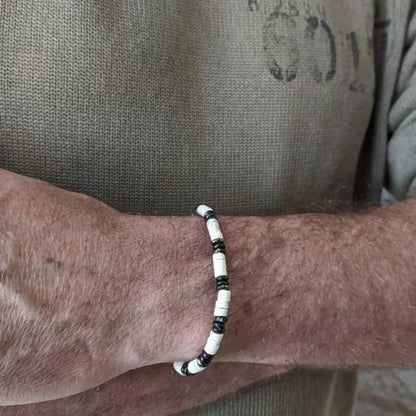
[1,168,416,406]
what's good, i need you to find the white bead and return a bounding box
[206,218,223,241]
[204,342,220,355]
[215,291,230,315]
[204,331,224,355]
[173,204,230,376]
[213,252,227,277]
[217,289,231,302]
[196,204,212,217]
[173,361,186,376]
[214,306,228,317]
[188,358,206,374]
[215,299,229,310]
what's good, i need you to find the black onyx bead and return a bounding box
[214,316,228,324]
[215,275,228,284]
[216,283,229,291]
[212,239,226,254]
[204,210,217,222]
[180,362,188,375]
[215,275,229,291]
[213,316,228,333]
[212,320,226,334]
[214,247,226,254]
[197,350,214,367]
[180,362,194,376]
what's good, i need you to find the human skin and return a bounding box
[0,363,290,416]
[1,168,416,413]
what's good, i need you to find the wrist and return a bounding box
[116,213,214,367]
[115,212,291,368]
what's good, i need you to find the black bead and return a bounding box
[213,247,226,254]
[212,238,226,254]
[204,210,217,222]
[212,316,228,334]
[212,320,226,334]
[215,275,228,284]
[180,361,194,376]
[180,361,188,375]
[215,275,229,291]
[216,283,229,291]
[197,350,214,367]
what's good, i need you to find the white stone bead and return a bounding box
[188,358,206,374]
[215,298,229,310]
[213,252,227,277]
[214,306,228,317]
[204,331,224,355]
[217,289,231,302]
[173,204,231,376]
[173,361,186,376]
[206,218,223,241]
[215,291,230,314]
[196,204,212,218]
[204,342,220,355]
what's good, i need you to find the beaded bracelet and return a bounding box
[173,205,230,376]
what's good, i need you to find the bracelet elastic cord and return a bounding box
[173,204,230,376]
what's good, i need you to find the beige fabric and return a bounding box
[178,370,357,416]
[0,0,374,215]
[0,0,413,414]
[387,1,416,199]
[356,0,413,203]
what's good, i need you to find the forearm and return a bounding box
[0,169,165,403]
[121,198,416,369]
[2,168,416,405]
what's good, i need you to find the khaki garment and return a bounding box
[0,0,374,214]
[0,0,414,414]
